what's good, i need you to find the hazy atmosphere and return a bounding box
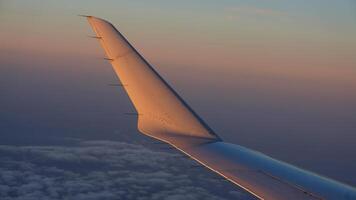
[1,0,355,199]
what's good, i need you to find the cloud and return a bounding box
[0,140,255,200]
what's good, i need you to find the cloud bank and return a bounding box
[0,140,254,200]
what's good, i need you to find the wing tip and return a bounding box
[78,14,93,18]
[79,15,113,27]
[78,14,109,22]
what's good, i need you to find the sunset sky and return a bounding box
[0,1,355,199]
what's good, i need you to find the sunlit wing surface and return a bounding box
[84,16,356,200]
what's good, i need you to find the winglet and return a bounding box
[85,16,221,142]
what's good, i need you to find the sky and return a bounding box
[0,0,356,199]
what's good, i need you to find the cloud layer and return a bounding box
[0,140,254,200]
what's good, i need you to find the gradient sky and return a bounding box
[1,0,356,196]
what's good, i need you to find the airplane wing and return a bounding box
[84,16,356,200]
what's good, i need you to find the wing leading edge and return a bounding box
[85,16,356,200]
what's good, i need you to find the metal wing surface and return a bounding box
[84,16,356,200]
